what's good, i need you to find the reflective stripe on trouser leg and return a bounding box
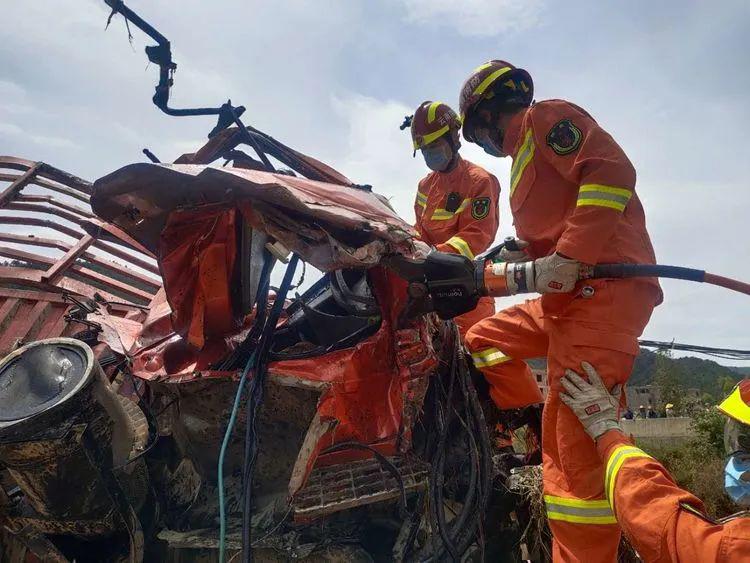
[463,300,547,409]
[544,495,616,525]
[543,338,644,561]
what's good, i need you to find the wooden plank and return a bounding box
[0,172,90,204]
[36,303,70,339]
[0,215,84,240]
[0,298,20,330]
[0,158,92,195]
[0,231,68,251]
[6,202,86,226]
[0,232,160,283]
[0,162,40,207]
[68,264,155,302]
[0,288,138,315]
[15,194,94,219]
[0,246,157,301]
[42,234,95,284]
[91,240,160,276]
[50,305,72,339]
[0,300,34,353]
[6,300,50,347]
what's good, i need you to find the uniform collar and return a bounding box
[501,108,529,156]
[437,155,466,179]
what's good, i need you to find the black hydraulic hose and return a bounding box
[590,264,750,296]
[398,325,457,561]
[449,367,492,557]
[412,334,458,562]
[431,381,477,562]
[431,348,460,563]
[213,254,274,370]
[414,328,492,563]
[426,354,489,563]
[241,255,299,563]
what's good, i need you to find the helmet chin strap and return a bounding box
[433,133,460,172]
[492,126,506,154]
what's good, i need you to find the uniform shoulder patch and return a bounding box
[546,118,582,155]
[471,197,491,220]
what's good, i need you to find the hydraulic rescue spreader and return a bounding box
[387,238,750,321]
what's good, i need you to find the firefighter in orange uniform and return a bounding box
[410,101,500,335]
[458,61,663,561]
[560,363,750,562]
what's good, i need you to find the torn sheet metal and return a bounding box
[91,163,417,269]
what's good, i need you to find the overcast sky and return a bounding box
[1,0,749,361]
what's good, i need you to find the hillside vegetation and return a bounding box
[529,349,743,401]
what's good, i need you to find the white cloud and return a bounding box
[331,93,425,223]
[0,122,79,150]
[0,80,25,102]
[397,0,545,36]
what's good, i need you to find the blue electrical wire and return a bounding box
[218,350,256,563]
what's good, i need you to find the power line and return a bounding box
[639,340,750,362]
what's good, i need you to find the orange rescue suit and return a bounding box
[414,156,500,334]
[597,429,750,561]
[465,100,662,561]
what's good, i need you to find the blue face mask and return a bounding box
[724,455,750,506]
[421,144,453,172]
[475,128,505,157]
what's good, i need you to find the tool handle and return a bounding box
[503,236,520,252]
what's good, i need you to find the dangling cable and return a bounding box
[218,350,256,563]
[241,255,299,562]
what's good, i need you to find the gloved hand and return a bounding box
[559,361,623,440]
[530,252,579,293]
[498,238,529,263]
[412,239,433,260]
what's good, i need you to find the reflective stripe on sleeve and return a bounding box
[577,184,633,212]
[470,347,511,368]
[431,198,470,220]
[416,191,428,208]
[510,129,535,196]
[605,445,653,509]
[445,236,474,259]
[544,495,617,525]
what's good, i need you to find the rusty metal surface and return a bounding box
[292,456,429,520]
[0,156,162,350]
[0,526,70,563]
[5,511,117,537]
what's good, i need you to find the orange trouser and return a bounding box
[454,295,496,337]
[465,279,659,562]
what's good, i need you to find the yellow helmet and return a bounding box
[718,380,750,425]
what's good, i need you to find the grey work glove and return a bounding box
[559,361,623,440]
[530,252,580,293]
[412,239,433,260]
[498,238,530,263]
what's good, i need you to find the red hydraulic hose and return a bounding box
[703,273,750,296]
[588,264,750,297]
